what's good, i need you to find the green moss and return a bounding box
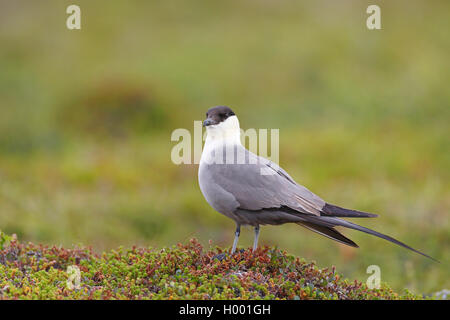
[0,235,430,300]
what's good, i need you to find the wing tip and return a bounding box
[321,203,378,218]
[297,222,360,248]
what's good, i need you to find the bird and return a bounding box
[198,105,435,261]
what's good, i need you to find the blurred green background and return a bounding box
[0,1,448,294]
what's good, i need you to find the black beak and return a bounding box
[203,118,215,127]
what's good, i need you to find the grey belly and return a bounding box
[198,164,240,221]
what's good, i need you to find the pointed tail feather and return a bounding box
[298,215,438,262]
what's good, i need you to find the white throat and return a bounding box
[204,115,241,147]
[201,116,242,166]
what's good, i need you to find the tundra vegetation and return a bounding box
[0,233,435,300]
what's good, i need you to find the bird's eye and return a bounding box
[229,112,235,116]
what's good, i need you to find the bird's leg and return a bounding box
[231,225,240,254]
[252,225,260,252]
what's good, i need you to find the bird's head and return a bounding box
[203,106,241,142]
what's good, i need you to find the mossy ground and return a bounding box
[0,234,424,300]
